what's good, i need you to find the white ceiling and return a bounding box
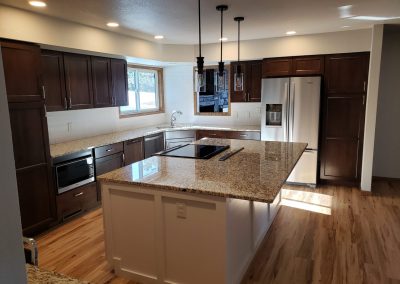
[1,0,400,44]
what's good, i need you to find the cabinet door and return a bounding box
[111,59,128,106]
[41,50,67,111]
[92,57,113,108]
[64,53,93,109]
[230,62,247,102]
[247,61,262,102]
[16,164,56,236]
[8,102,50,169]
[124,138,144,165]
[325,53,369,94]
[320,52,369,184]
[262,57,292,77]
[1,41,42,102]
[95,153,124,176]
[293,56,324,75]
[144,133,165,158]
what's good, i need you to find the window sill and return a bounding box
[119,110,165,119]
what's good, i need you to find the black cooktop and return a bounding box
[157,144,230,159]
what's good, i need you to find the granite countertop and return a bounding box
[50,124,261,158]
[26,264,88,284]
[98,138,307,203]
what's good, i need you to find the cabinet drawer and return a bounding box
[94,142,123,158]
[196,130,228,140]
[165,130,196,140]
[56,182,98,221]
[95,152,124,176]
[227,131,261,140]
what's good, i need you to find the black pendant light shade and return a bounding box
[234,16,244,91]
[196,0,205,90]
[216,5,228,77]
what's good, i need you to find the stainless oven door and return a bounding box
[55,156,95,194]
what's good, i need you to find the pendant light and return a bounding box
[216,5,228,91]
[196,0,205,91]
[234,17,244,91]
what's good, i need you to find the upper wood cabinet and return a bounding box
[41,50,67,111]
[262,57,292,77]
[325,53,369,94]
[1,41,43,102]
[230,60,262,103]
[292,56,324,75]
[262,56,324,77]
[64,53,94,110]
[111,58,129,107]
[91,57,113,108]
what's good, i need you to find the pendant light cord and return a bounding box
[198,0,201,57]
[220,9,223,62]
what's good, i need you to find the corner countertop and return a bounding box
[50,124,261,158]
[97,138,307,204]
[26,264,88,284]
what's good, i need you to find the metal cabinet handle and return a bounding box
[209,133,217,136]
[74,192,84,197]
[122,153,125,165]
[69,97,72,109]
[363,81,367,92]
[247,92,250,102]
[64,97,68,110]
[106,149,113,152]
[239,134,248,137]
[42,85,46,100]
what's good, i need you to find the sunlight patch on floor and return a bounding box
[280,188,333,215]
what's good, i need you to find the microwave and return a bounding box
[53,150,95,194]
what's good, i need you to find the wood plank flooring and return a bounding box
[36,181,400,284]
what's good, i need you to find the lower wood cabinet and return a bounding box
[95,153,124,176]
[56,182,98,222]
[124,138,144,165]
[196,130,260,141]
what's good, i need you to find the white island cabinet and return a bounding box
[99,139,306,284]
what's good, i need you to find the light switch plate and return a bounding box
[176,203,187,219]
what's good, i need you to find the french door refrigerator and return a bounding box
[261,76,321,185]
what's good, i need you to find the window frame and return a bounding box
[119,65,164,118]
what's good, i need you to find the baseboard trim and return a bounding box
[372,176,400,182]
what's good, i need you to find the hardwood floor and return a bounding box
[36,181,400,284]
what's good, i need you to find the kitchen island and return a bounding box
[98,138,306,284]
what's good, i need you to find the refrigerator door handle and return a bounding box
[291,82,295,142]
[284,82,289,142]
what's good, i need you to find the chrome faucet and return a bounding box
[170,110,183,127]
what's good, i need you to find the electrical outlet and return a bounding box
[176,203,187,219]
[67,122,72,132]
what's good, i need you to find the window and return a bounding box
[120,66,163,116]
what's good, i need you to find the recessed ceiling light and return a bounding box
[350,16,400,21]
[107,22,119,27]
[219,37,228,41]
[286,31,296,35]
[154,35,164,39]
[29,1,47,7]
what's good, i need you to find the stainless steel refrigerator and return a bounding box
[261,76,321,185]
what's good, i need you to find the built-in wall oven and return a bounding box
[53,149,95,194]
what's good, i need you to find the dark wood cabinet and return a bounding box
[124,138,144,165]
[92,57,113,108]
[41,50,67,111]
[325,53,369,94]
[64,53,93,110]
[292,56,324,75]
[111,58,129,107]
[262,57,292,77]
[1,41,43,102]
[94,142,124,159]
[231,61,262,103]
[56,182,98,221]
[95,153,124,176]
[8,101,56,236]
[196,130,261,141]
[144,133,165,158]
[320,52,369,184]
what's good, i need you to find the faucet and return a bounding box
[170,110,183,127]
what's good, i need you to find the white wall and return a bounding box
[0,48,27,283]
[0,5,193,63]
[361,25,384,191]
[47,108,167,144]
[372,25,400,178]
[201,29,372,63]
